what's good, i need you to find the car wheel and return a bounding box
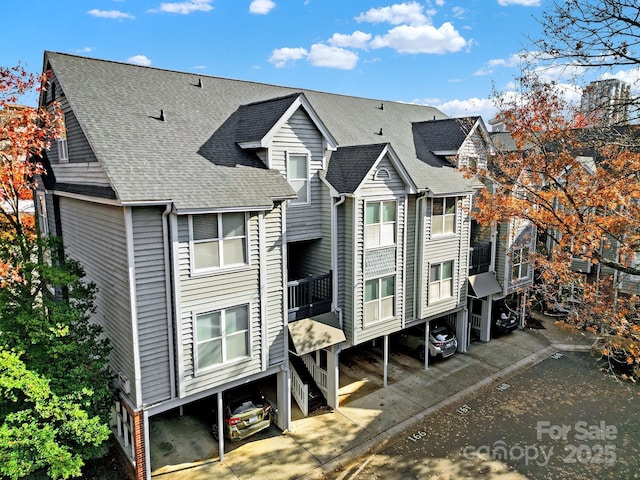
[417,347,425,362]
[212,423,219,439]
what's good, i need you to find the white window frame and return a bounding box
[365,199,396,249]
[429,260,454,303]
[364,275,396,324]
[287,151,310,206]
[432,197,457,237]
[194,303,251,373]
[111,401,135,461]
[57,119,68,163]
[511,246,530,280]
[190,212,248,274]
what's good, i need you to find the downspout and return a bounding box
[414,193,427,321]
[161,203,177,398]
[332,194,346,328]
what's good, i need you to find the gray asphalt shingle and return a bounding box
[46,52,476,208]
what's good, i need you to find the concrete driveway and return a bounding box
[149,319,590,479]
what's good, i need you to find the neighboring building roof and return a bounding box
[44,52,475,209]
[413,116,481,154]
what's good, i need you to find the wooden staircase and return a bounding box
[289,355,327,415]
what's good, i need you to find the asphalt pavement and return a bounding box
[150,314,600,480]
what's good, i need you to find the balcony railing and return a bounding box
[469,242,492,275]
[288,272,332,321]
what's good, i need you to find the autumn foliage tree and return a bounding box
[0,66,113,478]
[474,75,640,381]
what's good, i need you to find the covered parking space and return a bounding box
[147,373,283,476]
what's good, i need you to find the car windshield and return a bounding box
[431,326,453,339]
[229,394,264,415]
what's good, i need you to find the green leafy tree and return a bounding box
[1,65,115,478]
[0,350,110,480]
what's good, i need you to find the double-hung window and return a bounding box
[429,261,454,302]
[364,276,395,324]
[288,153,309,205]
[195,304,249,371]
[432,197,456,236]
[511,247,530,280]
[57,121,68,163]
[365,200,396,249]
[192,213,247,271]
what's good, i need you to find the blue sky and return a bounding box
[4,0,639,121]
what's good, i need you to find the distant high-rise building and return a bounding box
[580,79,630,126]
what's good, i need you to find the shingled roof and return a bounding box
[44,52,475,209]
[325,144,389,194]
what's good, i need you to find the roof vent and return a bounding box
[379,102,384,110]
[376,128,383,135]
[159,109,166,122]
[198,78,203,88]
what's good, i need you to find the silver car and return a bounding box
[396,322,458,361]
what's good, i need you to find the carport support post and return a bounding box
[276,369,291,432]
[217,392,224,461]
[383,335,389,388]
[424,322,430,370]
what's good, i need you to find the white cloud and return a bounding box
[127,55,152,66]
[307,44,359,70]
[249,0,275,14]
[87,9,135,19]
[431,97,498,119]
[497,0,541,6]
[269,47,308,68]
[601,68,640,92]
[370,22,467,54]
[435,0,445,6]
[474,53,526,76]
[451,6,465,18]
[328,31,372,49]
[73,47,94,53]
[149,0,213,14]
[356,2,429,27]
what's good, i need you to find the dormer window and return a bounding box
[287,152,310,206]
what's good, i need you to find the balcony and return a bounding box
[287,272,332,321]
[469,242,492,275]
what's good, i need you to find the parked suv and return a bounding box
[493,311,519,335]
[395,322,458,361]
[211,389,276,441]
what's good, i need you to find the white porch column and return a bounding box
[456,309,469,353]
[481,298,493,342]
[383,335,389,388]
[276,369,291,432]
[326,345,341,409]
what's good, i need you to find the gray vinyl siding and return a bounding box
[271,108,325,242]
[177,213,264,395]
[421,195,472,318]
[338,198,354,345]
[494,222,509,288]
[131,207,172,404]
[264,204,286,366]
[48,91,99,165]
[357,156,405,196]
[355,195,406,344]
[58,198,135,402]
[458,130,489,170]
[404,195,417,322]
[289,182,332,276]
[350,157,409,344]
[506,221,535,292]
